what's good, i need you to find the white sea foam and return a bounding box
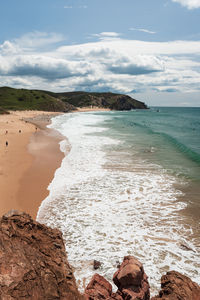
[37,112,200,295]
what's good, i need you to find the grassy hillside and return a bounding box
[0,87,147,112]
[0,87,73,112]
[41,91,148,110]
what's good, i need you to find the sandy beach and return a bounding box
[0,111,64,219]
[0,107,109,220]
[76,106,111,112]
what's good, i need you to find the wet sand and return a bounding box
[0,111,64,219]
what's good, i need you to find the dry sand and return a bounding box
[0,111,64,219]
[76,106,110,112]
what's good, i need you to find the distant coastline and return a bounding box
[0,86,148,113]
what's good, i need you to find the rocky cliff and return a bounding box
[0,211,83,299]
[44,91,148,111]
[0,211,199,300]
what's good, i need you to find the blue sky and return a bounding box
[0,0,200,106]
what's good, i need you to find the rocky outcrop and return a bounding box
[0,211,199,300]
[109,96,147,111]
[0,210,83,300]
[84,274,113,299]
[113,256,150,300]
[84,256,200,300]
[151,271,200,300]
[85,256,150,300]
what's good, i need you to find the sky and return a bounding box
[0,0,200,106]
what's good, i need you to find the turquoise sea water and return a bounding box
[37,107,200,294]
[101,107,200,180]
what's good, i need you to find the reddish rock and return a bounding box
[0,211,83,300]
[151,271,200,300]
[85,256,150,300]
[113,256,150,300]
[93,260,101,270]
[84,274,113,299]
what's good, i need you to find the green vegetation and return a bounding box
[40,91,148,110]
[0,87,147,112]
[0,87,69,112]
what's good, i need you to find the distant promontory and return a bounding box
[0,87,148,112]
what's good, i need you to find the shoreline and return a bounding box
[76,106,111,112]
[0,107,108,220]
[0,111,64,219]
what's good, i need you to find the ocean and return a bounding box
[37,107,200,294]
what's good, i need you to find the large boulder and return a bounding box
[113,256,150,300]
[0,210,83,300]
[84,256,150,300]
[84,274,113,299]
[151,271,200,300]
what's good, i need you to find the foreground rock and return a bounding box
[0,211,199,300]
[113,256,150,300]
[151,271,200,300]
[0,211,83,299]
[85,256,200,300]
[85,256,150,300]
[84,274,113,299]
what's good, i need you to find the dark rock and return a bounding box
[151,271,200,300]
[179,242,195,252]
[93,260,101,270]
[109,96,147,111]
[0,211,83,300]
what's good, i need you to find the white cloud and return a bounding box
[0,55,89,79]
[1,32,200,100]
[129,28,156,34]
[91,32,121,40]
[14,31,65,50]
[64,5,87,9]
[172,0,200,9]
[0,41,20,55]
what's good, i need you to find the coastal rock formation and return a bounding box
[113,256,150,300]
[85,256,150,300]
[0,211,199,300]
[53,91,148,111]
[151,271,200,300]
[109,96,146,111]
[84,274,113,299]
[0,210,83,300]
